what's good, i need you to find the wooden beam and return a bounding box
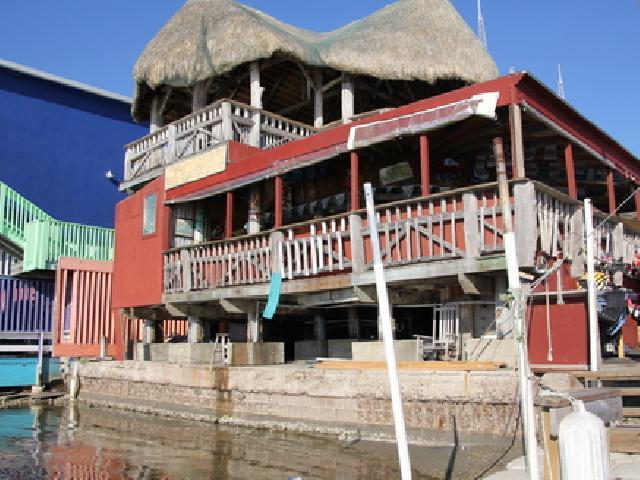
[350,151,359,210]
[341,73,354,122]
[509,103,525,178]
[564,143,578,199]
[225,191,233,239]
[607,170,616,214]
[493,137,513,233]
[274,175,283,228]
[419,134,430,196]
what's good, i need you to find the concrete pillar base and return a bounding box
[188,317,204,343]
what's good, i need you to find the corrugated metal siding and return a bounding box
[0,276,54,333]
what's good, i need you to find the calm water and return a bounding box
[0,405,517,479]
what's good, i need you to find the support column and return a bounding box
[192,80,208,112]
[341,73,354,123]
[509,103,525,178]
[636,190,640,221]
[564,143,578,199]
[218,319,228,334]
[150,96,163,133]
[248,185,261,234]
[377,304,393,340]
[350,151,360,211]
[188,316,204,343]
[314,314,328,357]
[274,175,283,228]
[607,170,616,214]
[143,319,156,344]
[314,69,323,128]
[247,305,261,343]
[249,61,262,147]
[348,307,359,340]
[419,134,430,196]
[225,191,234,239]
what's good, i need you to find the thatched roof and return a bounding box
[133,0,498,119]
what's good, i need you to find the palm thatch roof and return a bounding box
[133,0,498,119]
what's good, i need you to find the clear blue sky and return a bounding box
[1,1,638,155]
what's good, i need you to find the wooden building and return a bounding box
[111,0,640,368]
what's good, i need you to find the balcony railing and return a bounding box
[0,181,52,248]
[23,220,114,272]
[163,180,640,296]
[123,99,318,189]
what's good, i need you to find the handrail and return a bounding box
[0,181,53,247]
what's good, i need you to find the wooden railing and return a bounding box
[162,181,640,295]
[163,182,510,294]
[0,276,54,334]
[123,99,317,188]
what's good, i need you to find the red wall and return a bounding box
[112,176,170,308]
[528,296,589,368]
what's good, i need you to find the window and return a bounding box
[143,193,157,235]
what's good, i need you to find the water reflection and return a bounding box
[0,406,518,479]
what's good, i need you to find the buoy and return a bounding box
[559,400,609,480]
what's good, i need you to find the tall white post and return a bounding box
[314,69,324,128]
[364,183,412,480]
[584,199,601,372]
[341,73,355,123]
[249,61,263,147]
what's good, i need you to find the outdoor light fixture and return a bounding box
[105,170,120,187]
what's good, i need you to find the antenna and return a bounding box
[477,0,488,50]
[557,64,565,100]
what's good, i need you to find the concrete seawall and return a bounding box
[77,361,521,445]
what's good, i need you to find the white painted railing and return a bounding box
[123,99,318,188]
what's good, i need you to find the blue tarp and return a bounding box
[262,272,282,319]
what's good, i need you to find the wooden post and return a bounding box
[248,185,261,234]
[514,182,537,268]
[419,135,430,196]
[180,248,192,292]
[167,124,177,163]
[493,137,513,233]
[274,175,283,228]
[150,95,163,133]
[636,190,640,221]
[462,193,479,259]
[349,215,365,274]
[509,103,525,178]
[541,408,561,480]
[564,143,578,199]
[607,170,616,214]
[249,61,262,147]
[314,69,323,128]
[350,151,360,211]
[225,191,233,239]
[221,101,233,141]
[192,80,208,112]
[341,73,355,123]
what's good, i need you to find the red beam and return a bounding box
[607,170,616,214]
[564,143,577,199]
[419,135,430,196]
[350,151,360,211]
[225,191,233,239]
[274,175,283,228]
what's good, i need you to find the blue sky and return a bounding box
[1,1,638,155]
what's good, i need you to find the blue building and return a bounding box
[0,59,148,227]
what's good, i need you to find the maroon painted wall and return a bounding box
[112,176,170,308]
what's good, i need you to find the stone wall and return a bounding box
[133,342,284,365]
[77,361,520,442]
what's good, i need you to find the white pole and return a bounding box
[584,199,601,372]
[505,232,540,480]
[364,183,412,480]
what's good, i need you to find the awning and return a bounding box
[347,92,499,150]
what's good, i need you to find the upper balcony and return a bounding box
[121,99,318,191]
